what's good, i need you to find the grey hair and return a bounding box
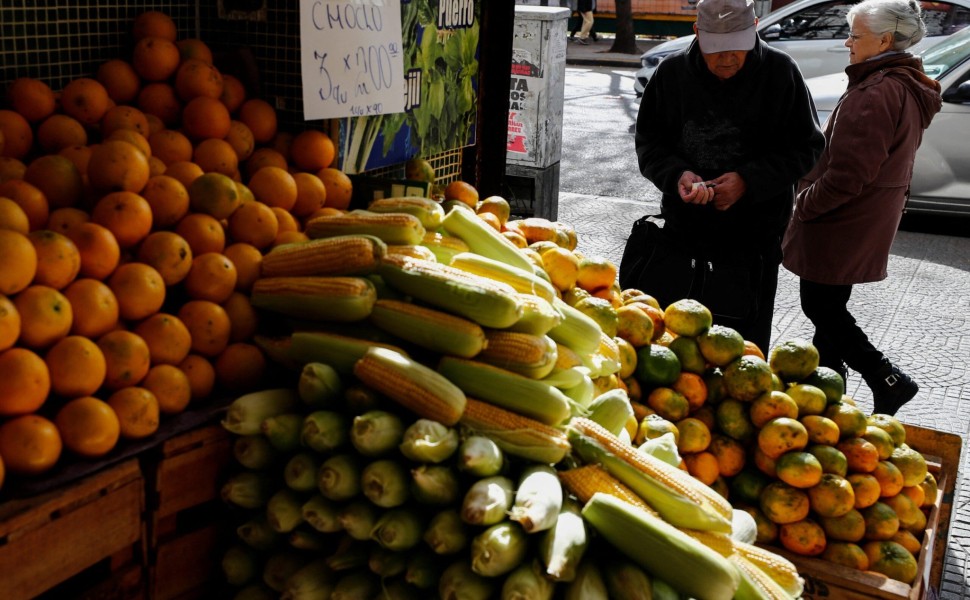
[847,0,926,50]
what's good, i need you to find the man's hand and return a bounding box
[678,171,714,205]
[708,172,746,211]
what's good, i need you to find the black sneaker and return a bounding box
[866,361,918,416]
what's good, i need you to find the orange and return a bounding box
[238,98,278,143]
[165,160,205,189]
[13,285,73,350]
[776,451,823,489]
[175,212,226,255]
[141,175,190,229]
[645,387,690,422]
[801,414,841,446]
[88,140,151,194]
[193,138,239,176]
[0,110,33,159]
[444,180,479,208]
[862,425,896,461]
[890,530,922,555]
[0,157,27,183]
[540,246,580,292]
[715,398,757,444]
[0,179,49,231]
[220,74,247,113]
[749,390,799,428]
[837,437,879,473]
[889,444,929,487]
[177,38,214,65]
[24,155,83,210]
[6,77,56,123]
[36,114,88,153]
[0,197,30,234]
[722,354,773,402]
[142,364,192,415]
[221,291,259,343]
[477,211,502,232]
[807,473,856,518]
[107,386,160,439]
[227,201,279,250]
[0,294,20,351]
[149,129,193,166]
[808,444,849,477]
[819,508,866,542]
[66,222,121,281]
[871,460,905,498]
[106,130,151,162]
[96,59,141,104]
[132,11,177,42]
[148,155,168,178]
[101,105,150,137]
[225,120,256,162]
[290,129,336,171]
[0,414,62,475]
[757,417,809,459]
[882,492,924,532]
[137,82,182,127]
[182,96,231,140]
[0,347,51,416]
[245,147,288,177]
[188,171,241,220]
[136,230,193,286]
[178,354,216,400]
[824,401,869,438]
[682,451,719,485]
[0,229,38,295]
[675,417,711,454]
[47,207,89,235]
[247,166,297,211]
[779,518,827,556]
[183,252,237,303]
[133,312,192,366]
[575,255,618,294]
[757,446,781,478]
[760,481,811,525]
[316,168,353,210]
[847,473,882,509]
[901,484,926,508]
[54,396,120,458]
[58,145,93,177]
[271,207,299,235]
[27,230,81,290]
[98,329,151,390]
[174,58,224,101]
[708,433,746,477]
[861,501,901,540]
[91,191,153,248]
[132,36,181,82]
[821,542,869,570]
[107,262,166,321]
[178,299,231,357]
[863,541,918,584]
[60,78,111,126]
[44,335,106,398]
[222,243,262,293]
[214,342,267,393]
[64,278,119,338]
[615,304,655,348]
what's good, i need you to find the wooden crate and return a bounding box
[0,459,145,600]
[766,423,961,600]
[145,424,233,600]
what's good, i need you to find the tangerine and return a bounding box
[54,396,120,458]
[0,347,51,416]
[0,414,62,475]
[44,335,106,398]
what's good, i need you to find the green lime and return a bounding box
[635,343,681,387]
[802,366,846,404]
[697,325,745,367]
[667,335,706,374]
[723,355,774,402]
[787,383,828,417]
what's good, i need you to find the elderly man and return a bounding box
[629,0,824,353]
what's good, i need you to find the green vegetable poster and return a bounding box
[338,0,481,174]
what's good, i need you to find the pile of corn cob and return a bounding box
[216,196,804,599]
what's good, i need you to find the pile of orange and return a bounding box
[0,10,355,486]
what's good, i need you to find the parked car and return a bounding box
[632,0,970,96]
[806,26,970,216]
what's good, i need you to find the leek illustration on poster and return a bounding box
[340,0,480,174]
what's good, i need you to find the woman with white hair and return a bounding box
[782,0,942,416]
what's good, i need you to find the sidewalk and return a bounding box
[564,34,659,68]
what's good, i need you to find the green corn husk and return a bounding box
[261,413,305,453]
[222,544,260,586]
[234,435,280,470]
[284,453,320,492]
[562,373,596,411]
[501,559,555,600]
[339,500,379,541]
[651,577,682,600]
[423,509,470,555]
[438,560,496,600]
[301,494,342,533]
[509,465,562,534]
[457,435,504,477]
[344,384,385,414]
[587,388,635,437]
[237,516,284,551]
[263,552,309,593]
[288,528,329,551]
[470,522,529,578]
[223,388,301,435]
[297,362,344,407]
[564,560,609,600]
[405,551,441,590]
[234,584,277,600]
[351,410,405,456]
[373,578,421,600]
[318,454,362,501]
[280,558,335,600]
[410,464,461,506]
[461,476,514,526]
[371,508,425,551]
[399,419,460,463]
[637,431,682,468]
[539,499,588,582]
[326,536,369,571]
[301,410,350,453]
[368,547,408,578]
[222,471,276,509]
[603,558,654,600]
[331,570,380,600]
[361,459,411,508]
[266,489,306,533]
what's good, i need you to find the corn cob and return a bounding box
[377,254,523,329]
[419,232,471,264]
[478,330,558,379]
[539,499,588,583]
[438,356,572,426]
[730,554,799,600]
[586,388,635,436]
[353,347,466,426]
[305,209,426,245]
[449,251,557,304]
[680,529,737,558]
[288,330,409,375]
[260,235,386,278]
[506,293,563,336]
[251,276,376,322]
[734,541,804,598]
[366,196,445,228]
[459,397,571,464]
[369,299,487,359]
[509,465,563,533]
[384,244,437,262]
[581,493,741,600]
[549,297,604,356]
[440,205,538,274]
[558,464,652,511]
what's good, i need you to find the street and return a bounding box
[557,64,970,599]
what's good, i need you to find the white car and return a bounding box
[633,0,970,96]
[807,26,970,216]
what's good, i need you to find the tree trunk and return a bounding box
[609,0,639,54]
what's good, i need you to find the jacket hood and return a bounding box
[847,53,943,128]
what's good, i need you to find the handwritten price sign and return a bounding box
[300,0,405,120]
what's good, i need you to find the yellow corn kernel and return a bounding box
[734,541,803,598]
[478,330,559,379]
[250,276,376,322]
[558,465,654,512]
[459,398,571,465]
[369,299,487,359]
[260,234,386,278]
[305,210,426,245]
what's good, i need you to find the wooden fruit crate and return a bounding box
[767,423,961,600]
[144,424,233,600]
[0,459,145,600]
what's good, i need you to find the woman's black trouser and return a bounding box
[798,279,885,376]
